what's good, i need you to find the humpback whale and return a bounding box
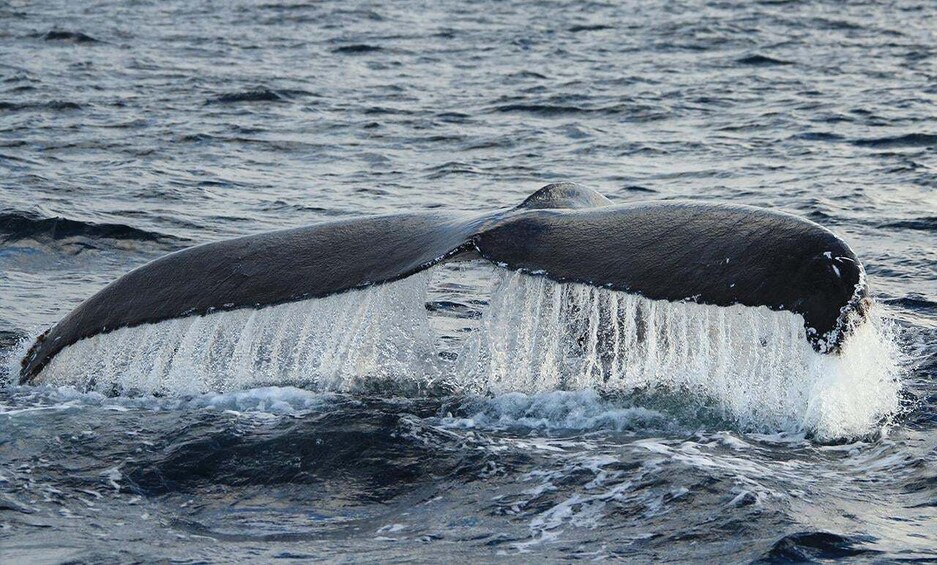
[19,183,869,384]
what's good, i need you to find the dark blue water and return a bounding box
[1,0,935,562]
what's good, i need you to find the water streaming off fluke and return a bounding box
[26,262,902,439]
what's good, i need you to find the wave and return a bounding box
[878,217,937,231]
[490,103,622,116]
[437,390,671,433]
[0,330,23,350]
[621,184,657,193]
[0,211,183,245]
[331,44,383,54]
[0,384,336,417]
[205,88,310,105]
[794,131,845,142]
[118,399,465,496]
[567,24,614,33]
[883,295,937,312]
[736,54,794,66]
[0,101,84,112]
[852,133,937,148]
[40,30,99,43]
[29,263,903,439]
[759,532,878,561]
[507,71,548,80]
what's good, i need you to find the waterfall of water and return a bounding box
[27,263,901,438]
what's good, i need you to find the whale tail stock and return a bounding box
[20,183,868,383]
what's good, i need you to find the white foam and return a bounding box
[0,384,338,417]
[437,390,669,432]
[29,264,903,439]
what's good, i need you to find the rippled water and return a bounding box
[1,0,935,562]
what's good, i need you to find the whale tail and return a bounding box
[21,184,868,383]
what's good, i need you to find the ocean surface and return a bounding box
[1,0,935,562]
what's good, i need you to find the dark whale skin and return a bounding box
[20,184,868,382]
[476,201,868,351]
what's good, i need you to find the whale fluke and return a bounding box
[476,202,869,350]
[20,184,869,383]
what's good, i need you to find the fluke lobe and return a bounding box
[20,183,869,383]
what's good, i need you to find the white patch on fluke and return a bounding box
[34,263,902,439]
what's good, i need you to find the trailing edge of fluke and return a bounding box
[20,183,870,383]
